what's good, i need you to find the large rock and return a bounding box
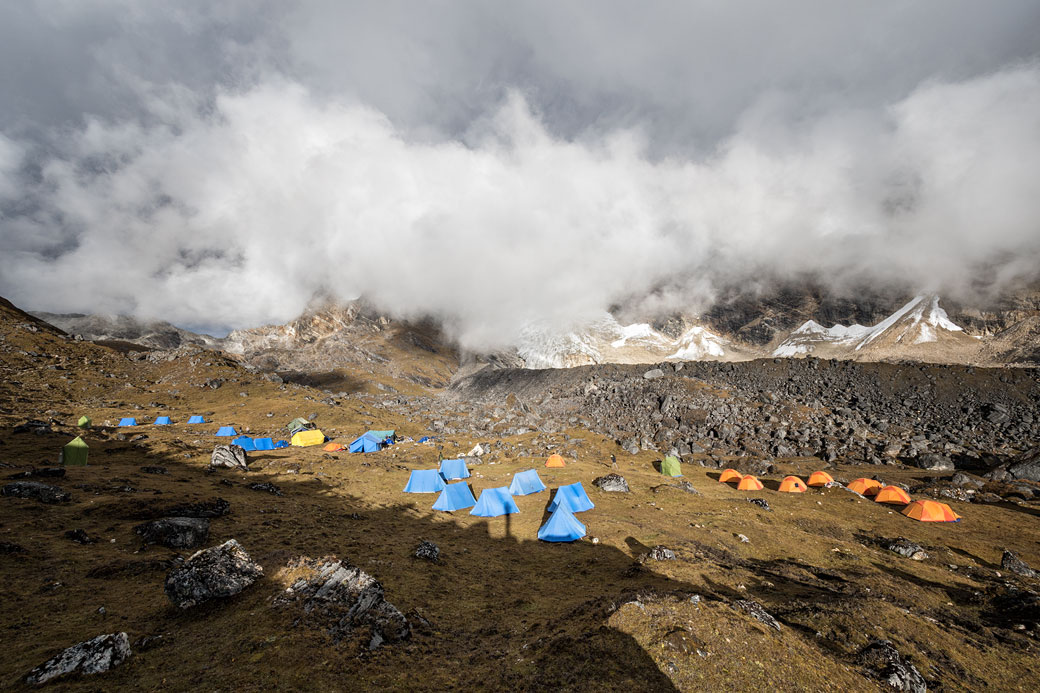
[1002,549,1037,578]
[275,556,410,649]
[210,445,248,471]
[858,639,927,693]
[1007,448,1040,482]
[592,473,630,492]
[887,538,928,561]
[2,481,70,504]
[915,454,954,472]
[25,632,130,685]
[164,539,263,608]
[134,517,210,549]
[735,599,781,631]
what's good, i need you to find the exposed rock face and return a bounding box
[735,599,781,631]
[915,454,954,472]
[134,517,210,549]
[25,632,131,685]
[30,311,219,350]
[2,481,70,504]
[1007,448,1040,482]
[1001,549,1037,578]
[645,546,676,561]
[592,474,630,492]
[210,445,248,471]
[164,539,263,608]
[857,639,927,693]
[275,556,410,649]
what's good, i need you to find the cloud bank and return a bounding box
[1,2,1039,347]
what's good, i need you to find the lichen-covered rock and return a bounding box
[164,539,263,608]
[735,599,782,631]
[25,632,130,685]
[858,639,927,692]
[1001,549,1036,578]
[2,481,70,504]
[592,473,630,492]
[414,541,439,561]
[887,538,929,561]
[210,445,248,471]
[134,517,210,549]
[275,555,410,649]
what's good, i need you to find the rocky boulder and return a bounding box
[1007,448,1040,482]
[592,474,630,492]
[915,454,954,472]
[414,540,439,561]
[135,517,210,549]
[210,445,248,471]
[25,632,130,685]
[1001,549,1037,578]
[2,481,70,504]
[887,538,928,561]
[857,639,927,693]
[735,599,781,631]
[644,546,676,561]
[164,539,263,608]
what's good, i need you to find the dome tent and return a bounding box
[807,471,834,487]
[778,476,807,492]
[719,468,742,483]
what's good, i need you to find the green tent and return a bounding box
[660,455,682,477]
[286,417,313,432]
[77,415,91,429]
[61,436,89,466]
[366,430,396,441]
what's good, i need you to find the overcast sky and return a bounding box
[1,1,1039,345]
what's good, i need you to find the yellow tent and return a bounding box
[291,429,325,447]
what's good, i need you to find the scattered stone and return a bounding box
[857,639,927,693]
[65,529,97,544]
[746,498,771,511]
[134,517,210,549]
[164,539,263,609]
[414,540,440,561]
[887,538,928,561]
[210,445,248,471]
[13,420,52,435]
[6,467,66,480]
[2,481,70,504]
[25,632,131,685]
[735,599,781,631]
[140,466,169,475]
[247,482,283,496]
[950,472,983,489]
[274,555,410,649]
[737,533,750,544]
[1001,549,1037,578]
[592,473,630,492]
[643,368,665,380]
[644,546,676,561]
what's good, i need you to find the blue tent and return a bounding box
[470,487,520,517]
[118,417,137,426]
[418,436,432,444]
[253,437,275,451]
[274,440,289,449]
[548,482,595,513]
[215,426,237,437]
[403,469,447,494]
[432,482,477,512]
[187,415,205,424]
[153,416,171,425]
[439,458,470,480]
[508,469,546,496]
[232,436,256,451]
[538,504,587,542]
[349,434,383,453]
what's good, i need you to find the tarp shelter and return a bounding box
[403,469,447,494]
[902,500,961,522]
[538,504,586,542]
[432,482,477,512]
[287,417,313,434]
[509,469,546,496]
[660,456,682,477]
[439,458,470,481]
[349,434,383,453]
[118,417,137,427]
[187,415,205,424]
[253,438,275,451]
[60,436,88,466]
[545,454,566,468]
[778,476,807,493]
[738,475,764,491]
[77,415,91,429]
[719,468,742,483]
[418,436,432,444]
[470,487,520,517]
[274,440,289,449]
[848,478,883,496]
[875,486,911,505]
[807,471,834,487]
[215,426,237,437]
[323,442,344,452]
[291,429,325,447]
[153,416,171,425]
[548,482,595,513]
[232,436,256,452]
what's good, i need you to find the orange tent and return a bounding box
[545,454,566,468]
[848,478,883,496]
[778,476,807,493]
[737,475,764,491]
[323,443,344,452]
[902,500,961,522]
[719,468,743,484]
[874,485,911,505]
[807,471,834,487]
